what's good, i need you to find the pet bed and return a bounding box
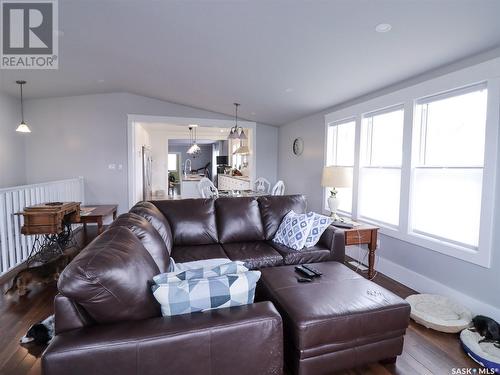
[460,329,500,373]
[405,294,473,333]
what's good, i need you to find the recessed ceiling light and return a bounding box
[97,79,105,83]
[189,124,198,127]
[251,112,256,115]
[375,23,392,33]
[285,88,294,93]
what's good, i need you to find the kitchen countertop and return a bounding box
[182,175,204,182]
[218,174,250,182]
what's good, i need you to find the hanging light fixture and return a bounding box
[15,80,31,133]
[186,125,201,156]
[233,145,250,155]
[227,103,246,140]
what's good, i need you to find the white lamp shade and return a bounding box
[228,129,239,139]
[321,166,352,188]
[16,122,31,133]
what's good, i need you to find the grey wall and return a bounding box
[24,92,277,213]
[0,93,25,188]
[169,144,213,173]
[278,54,500,317]
[255,123,278,185]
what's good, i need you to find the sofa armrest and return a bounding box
[42,301,283,375]
[319,225,345,262]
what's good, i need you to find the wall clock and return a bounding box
[292,138,304,156]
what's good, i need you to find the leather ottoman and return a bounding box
[259,262,410,375]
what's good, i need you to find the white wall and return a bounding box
[278,55,500,319]
[24,92,277,213]
[0,93,26,188]
[255,123,278,185]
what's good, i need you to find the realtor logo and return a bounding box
[1,0,58,69]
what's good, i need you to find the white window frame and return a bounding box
[408,83,487,250]
[357,105,404,228]
[324,118,356,215]
[324,72,499,268]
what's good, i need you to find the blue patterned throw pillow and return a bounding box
[152,270,261,317]
[304,213,333,248]
[273,210,314,250]
[152,261,248,284]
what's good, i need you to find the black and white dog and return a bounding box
[20,315,55,345]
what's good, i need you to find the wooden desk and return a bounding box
[79,205,118,234]
[338,223,379,279]
[18,202,81,235]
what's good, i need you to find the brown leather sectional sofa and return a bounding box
[42,195,409,375]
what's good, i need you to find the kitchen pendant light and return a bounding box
[228,103,246,140]
[15,80,31,133]
[187,125,201,156]
[233,145,250,155]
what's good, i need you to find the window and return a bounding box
[168,153,178,171]
[410,84,488,249]
[325,119,355,213]
[359,106,404,226]
[230,140,242,169]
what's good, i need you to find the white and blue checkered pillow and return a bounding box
[273,210,314,250]
[304,213,333,248]
[153,261,248,284]
[152,270,261,317]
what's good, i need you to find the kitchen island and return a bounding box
[218,174,251,191]
[180,175,203,198]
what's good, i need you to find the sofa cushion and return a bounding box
[215,197,265,243]
[152,199,219,246]
[222,242,284,269]
[58,227,161,324]
[152,270,261,317]
[110,213,170,273]
[171,244,228,263]
[269,241,331,265]
[258,195,307,240]
[130,202,173,252]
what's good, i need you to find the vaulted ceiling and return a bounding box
[1,0,500,125]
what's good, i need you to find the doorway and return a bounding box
[127,115,256,208]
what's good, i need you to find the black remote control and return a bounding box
[302,264,322,277]
[295,266,316,278]
[297,277,312,283]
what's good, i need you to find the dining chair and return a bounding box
[198,177,219,198]
[271,180,285,196]
[254,177,271,194]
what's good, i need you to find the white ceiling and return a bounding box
[1,0,500,125]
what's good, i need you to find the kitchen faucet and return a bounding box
[184,158,192,177]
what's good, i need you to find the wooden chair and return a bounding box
[198,177,219,198]
[271,180,285,196]
[254,177,271,194]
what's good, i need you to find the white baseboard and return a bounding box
[346,247,500,322]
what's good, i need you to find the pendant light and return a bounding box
[16,80,31,133]
[187,125,201,156]
[228,103,246,140]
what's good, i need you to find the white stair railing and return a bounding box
[0,177,84,276]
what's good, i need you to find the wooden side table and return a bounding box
[79,205,118,235]
[338,223,379,279]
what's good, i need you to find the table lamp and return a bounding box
[321,166,353,221]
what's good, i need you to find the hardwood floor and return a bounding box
[0,232,479,375]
